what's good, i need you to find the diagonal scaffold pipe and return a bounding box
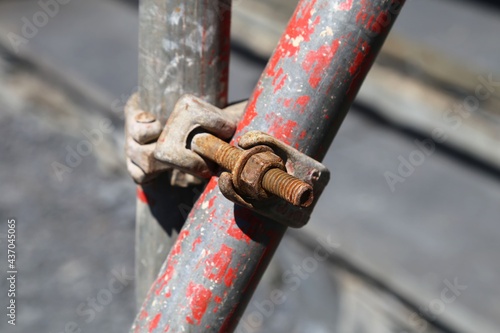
[132,0,406,331]
[134,0,232,306]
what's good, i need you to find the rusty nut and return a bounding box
[237,151,285,200]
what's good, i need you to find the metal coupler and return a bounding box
[155,94,330,228]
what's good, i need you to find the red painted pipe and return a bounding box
[131,0,406,332]
[134,0,232,305]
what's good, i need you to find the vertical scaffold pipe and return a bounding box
[132,0,405,331]
[135,0,231,306]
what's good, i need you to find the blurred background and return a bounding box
[0,0,499,332]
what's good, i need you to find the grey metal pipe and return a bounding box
[132,0,406,331]
[135,0,232,305]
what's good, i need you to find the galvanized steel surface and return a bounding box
[134,0,232,305]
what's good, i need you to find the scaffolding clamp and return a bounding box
[155,95,330,228]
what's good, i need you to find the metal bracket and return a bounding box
[154,95,329,228]
[227,131,330,228]
[154,94,242,179]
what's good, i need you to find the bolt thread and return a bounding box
[193,133,314,207]
[192,133,241,171]
[262,168,314,207]
[215,144,241,171]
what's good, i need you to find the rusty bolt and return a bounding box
[238,151,284,200]
[191,133,313,207]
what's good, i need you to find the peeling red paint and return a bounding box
[236,87,263,132]
[295,95,310,113]
[231,207,282,243]
[139,310,148,320]
[208,209,216,223]
[338,0,353,11]
[267,114,298,145]
[163,325,170,332]
[349,40,371,77]
[171,230,189,256]
[356,0,370,24]
[214,296,222,303]
[274,73,288,93]
[204,244,233,282]
[224,267,237,287]
[275,68,284,79]
[283,98,293,107]
[265,0,320,77]
[350,50,365,76]
[355,0,387,33]
[296,95,310,107]
[207,195,217,209]
[196,179,217,209]
[356,11,369,25]
[236,0,323,132]
[299,130,307,140]
[192,237,202,251]
[149,313,161,333]
[302,39,341,88]
[155,263,175,296]
[137,187,148,204]
[227,222,251,243]
[154,230,190,296]
[186,282,212,326]
[272,68,286,93]
[371,12,389,33]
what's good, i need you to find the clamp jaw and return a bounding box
[126,94,329,228]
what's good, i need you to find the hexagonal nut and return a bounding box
[238,151,285,200]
